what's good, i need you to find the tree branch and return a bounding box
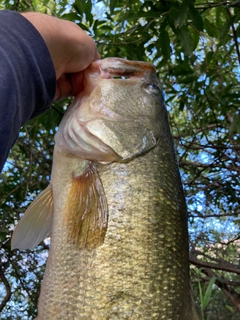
[191,248,239,268]
[0,265,11,312]
[189,211,240,218]
[195,1,240,10]
[189,253,240,275]
[180,159,240,173]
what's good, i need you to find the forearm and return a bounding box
[0,10,56,171]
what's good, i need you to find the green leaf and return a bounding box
[222,84,234,97]
[236,23,240,38]
[229,113,240,136]
[159,29,170,60]
[189,4,204,31]
[171,60,193,76]
[180,74,197,84]
[110,0,118,14]
[77,22,90,32]
[204,18,218,37]
[216,6,223,28]
[105,11,114,22]
[179,100,184,111]
[122,10,157,20]
[85,0,93,24]
[176,26,194,56]
[226,305,234,312]
[219,19,231,44]
[197,274,203,308]
[200,51,214,73]
[61,12,80,22]
[73,0,84,16]
[174,1,189,29]
[93,19,106,33]
[168,5,180,28]
[202,277,216,310]
[191,29,200,51]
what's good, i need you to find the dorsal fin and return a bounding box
[64,163,108,249]
[11,184,53,250]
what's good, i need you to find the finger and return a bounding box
[70,72,85,96]
[54,72,84,101]
[54,74,72,101]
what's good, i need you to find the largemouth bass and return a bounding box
[12,58,196,319]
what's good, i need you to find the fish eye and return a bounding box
[142,83,160,95]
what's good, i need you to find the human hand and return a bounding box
[21,12,100,100]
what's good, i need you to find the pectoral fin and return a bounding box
[64,163,108,249]
[11,184,53,250]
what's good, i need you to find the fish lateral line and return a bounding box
[64,162,108,249]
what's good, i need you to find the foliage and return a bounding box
[0,0,240,318]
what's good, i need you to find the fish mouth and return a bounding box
[79,58,158,98]
[91,58,156,79]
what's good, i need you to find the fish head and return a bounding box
[55,58,167,162]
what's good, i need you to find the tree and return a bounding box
[0,0,240,319]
